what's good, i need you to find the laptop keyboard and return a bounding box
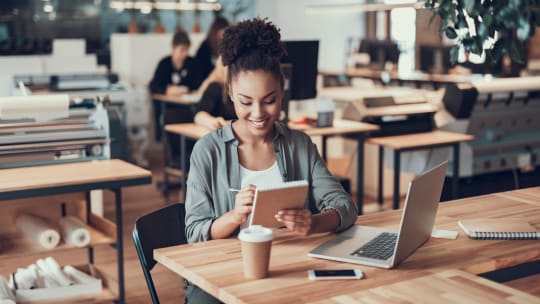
[351,232,397,260]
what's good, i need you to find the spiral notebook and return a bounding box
[249,180,308,228]
[458,219,540,240]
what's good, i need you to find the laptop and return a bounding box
[309,161,448,268]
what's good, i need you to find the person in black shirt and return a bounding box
[195,16,229,81]
[149,31,203,141]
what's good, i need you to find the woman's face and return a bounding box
[229,70,282,139]
[171,44,189,67]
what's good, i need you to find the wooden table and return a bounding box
[0,159,152,303]
[152,93,201,198]
[165,119,379,214]
[155,186,540,303]
[367,130,474,210]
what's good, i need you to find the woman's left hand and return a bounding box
[275,209,313,236]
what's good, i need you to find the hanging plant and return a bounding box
[424,0,540,64]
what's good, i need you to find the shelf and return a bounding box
[0,216,116,258]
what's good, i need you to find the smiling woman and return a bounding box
[183,18,357,303]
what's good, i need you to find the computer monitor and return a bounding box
[281,40,319,100]
[419,45,452,74]
[359,39,400,70]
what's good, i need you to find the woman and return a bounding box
[195,16,229,80]
[184,18,357,303]
[194,56,236,129]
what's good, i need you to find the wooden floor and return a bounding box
[1,144,539,303]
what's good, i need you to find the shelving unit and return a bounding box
[0,159,152,303]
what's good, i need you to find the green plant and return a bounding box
[424,0,540,64]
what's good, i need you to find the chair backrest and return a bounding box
[133,203,187,304]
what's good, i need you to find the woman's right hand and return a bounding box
[231,184,256,224]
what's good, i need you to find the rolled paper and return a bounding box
[14,268,35,290]
[0,94,69,122]
[0,275,15,304]
[63,265,97,284]
[37,269,59,288]
[15,214,60,250]
[44,257,74,286]
[58,216,91,247]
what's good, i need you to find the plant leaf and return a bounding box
[491,40,505,63]
[445,27,458,39]
[450,45,460,64]
[509,39,524,64]
[517,18,531,41]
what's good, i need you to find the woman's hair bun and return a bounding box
[220,18,286,66]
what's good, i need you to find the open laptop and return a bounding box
[309,161,448,268]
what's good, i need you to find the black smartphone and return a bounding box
[307,269,363,280]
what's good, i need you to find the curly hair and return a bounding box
[220,18,286,88]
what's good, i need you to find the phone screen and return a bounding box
[314,270,356,277]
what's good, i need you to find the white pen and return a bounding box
[229,188,240,192]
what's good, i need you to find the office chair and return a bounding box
[133,203,187,304]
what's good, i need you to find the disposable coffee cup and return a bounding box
[238,225,273,279]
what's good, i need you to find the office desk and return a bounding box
[367,130,474,209]
[152,93,201,198]
[165,119,379,214]
[320,68,475,89]
[0,159,152,303]
[155,187,540,303]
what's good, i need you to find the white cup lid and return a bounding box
[238,225,273,242]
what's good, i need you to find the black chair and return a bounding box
[133,203,187,304]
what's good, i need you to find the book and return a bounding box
[250,180,309,228]
[458,219,540,240]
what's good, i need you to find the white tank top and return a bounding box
[239,161,282,228]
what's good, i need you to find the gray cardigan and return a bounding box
[185,121,357,243]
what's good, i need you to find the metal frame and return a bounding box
[377,142,461,210]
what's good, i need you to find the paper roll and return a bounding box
[0,94,69,122]
[0,275,15,304]
[58,216,91,247]
[63,265,97,284]
[15,214,60,249]
[39,257,74,287]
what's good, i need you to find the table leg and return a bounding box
[85,191,94,265]
[378,146,384,206]
[181,134,187,201]
[393,150,400,210]
[321,135,327,161]
[452,143,460,199]
[161,101,169,197]
[114,188,125,304]
[357,137,365,215]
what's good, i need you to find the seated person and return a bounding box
[195,16,229,80]
[184,18,357,304]
[194,56,237,129]
[149,31,204,141]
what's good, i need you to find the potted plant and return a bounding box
[424,0,540,64]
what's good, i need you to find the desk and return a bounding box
[152,93,200,198]
[0,159,152,303]
[320,68,475,89]
[367,130,474,209]
[165,119,379,214]
[155,187,540,303]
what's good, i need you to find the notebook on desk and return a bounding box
[458,219,540,240]
[309,161,448,269]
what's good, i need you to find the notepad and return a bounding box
[250,180,308,228]
[458,219,540,240]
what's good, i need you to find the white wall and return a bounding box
[255,0,365,71]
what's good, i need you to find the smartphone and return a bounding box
[307,269,364,280]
